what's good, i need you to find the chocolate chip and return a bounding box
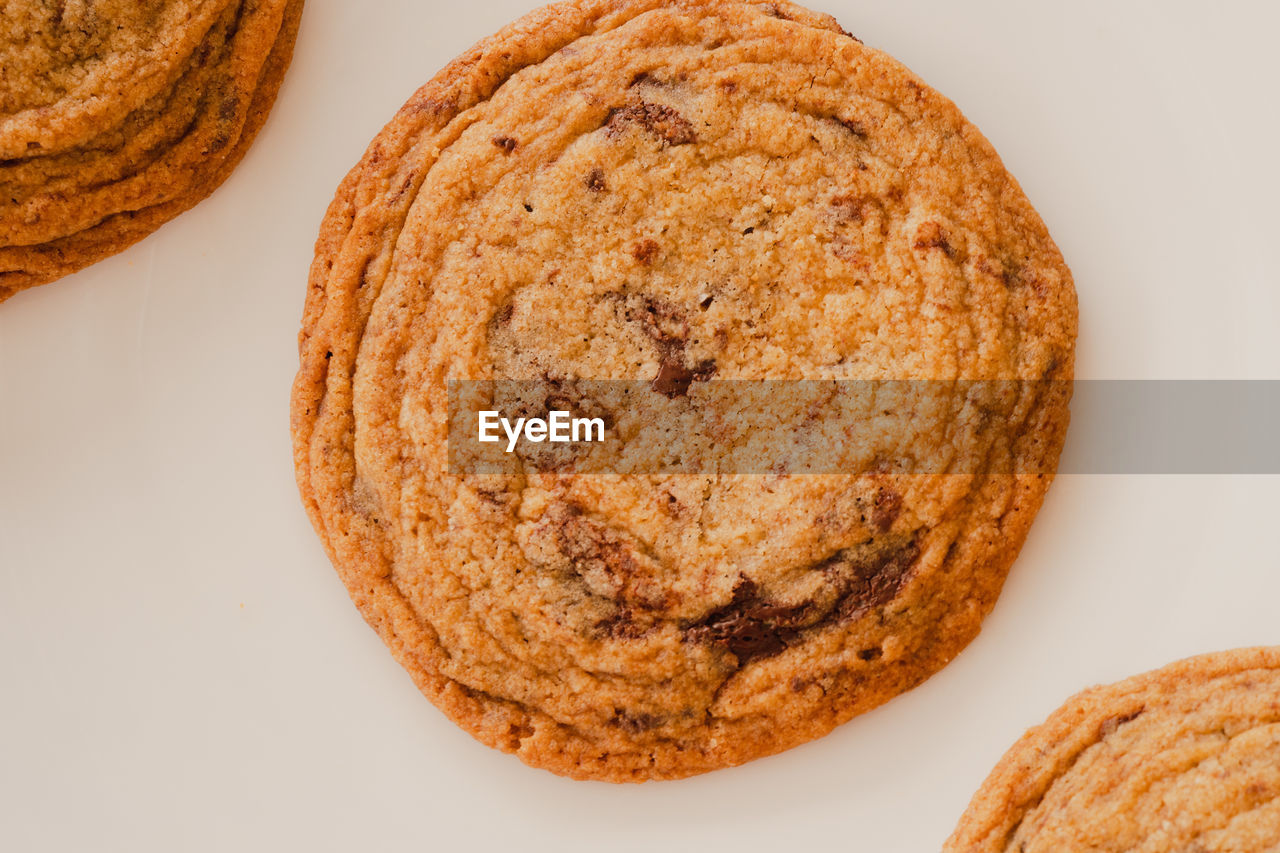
[652,358,695,399]
[914,222,956,258]
[207,131,232,153]
[610,709,662,733]
[606,102,697,146]
[416,95,459,119]
[585,167,607,193]
[837,117,868,138]
[551,506,671,610]
[492,135,518,154]
[611,294,717,398]
[629,71,686,89]
[620,294,688,348]
[684,578,808,664]
[871,487,902,532]
[595,607,648,640]
[832,538,922,620]
[652,357,716,398]
[978,256,1022,289]
[1099,708,1144,738]
[631,239,659,264]
[473,487,511,507]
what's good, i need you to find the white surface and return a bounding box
[2,1,1278,850]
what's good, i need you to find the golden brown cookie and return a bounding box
[0,0,234,157]
[291,0,1077,781]
[0,0,304,301]
[946,647,1280,852]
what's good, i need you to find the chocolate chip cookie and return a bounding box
[0,0,304,301]
[947,648,1280,851]
[291,0,1077,781]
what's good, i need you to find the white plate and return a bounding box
[2,1,1278,849]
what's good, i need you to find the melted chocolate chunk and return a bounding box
[491,135,518,154]
[607,102,697,146]
[832,537,922,619]
[610,293,717,398]
[652,357,716,399]
[680,537,923,664]
[685,579,809,664]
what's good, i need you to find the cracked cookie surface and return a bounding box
[946,648,1280,852]
[291,0,1077,781]
[0,0,304,300]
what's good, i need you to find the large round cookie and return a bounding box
[292,0,1077,781]
[0,0,304,301]
[946,648,1280,851]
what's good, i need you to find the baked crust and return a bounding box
[291,0,1077,781]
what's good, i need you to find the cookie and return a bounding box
[291,0,1077,781]
[0,0,304,301]
[946,647,1280,851]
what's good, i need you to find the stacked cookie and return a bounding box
[0,0,304,302]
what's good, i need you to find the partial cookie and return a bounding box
[946,647,1280,852]
[0,0,235,158]
[0,0,303,300]
[292,0,1077,781]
